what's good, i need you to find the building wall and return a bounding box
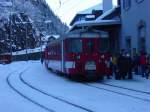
[121,0,150,53]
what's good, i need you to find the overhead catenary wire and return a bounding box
[57,0,83,17]
[57,0,83,12]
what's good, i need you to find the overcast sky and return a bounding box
[45,0,117,25]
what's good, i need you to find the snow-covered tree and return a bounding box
[0,0,68,53]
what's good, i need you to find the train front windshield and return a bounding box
[87,40,94,53]
[67,39,82,53]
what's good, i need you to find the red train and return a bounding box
[0,53,12,64]
[44,30,110,80]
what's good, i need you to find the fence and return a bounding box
[12,52,42,61]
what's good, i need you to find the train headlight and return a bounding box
[65,61,75,69]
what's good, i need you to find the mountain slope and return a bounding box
[0,0,68,53]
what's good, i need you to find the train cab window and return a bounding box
[67,39,82,53]
[99,39,109,53]
[87,40,94,53]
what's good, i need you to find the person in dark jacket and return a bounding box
[117,53,127,79]
[41,52,45,64]
[112,54,118,77]
[145,55,150,79]
[125,53,133,79]
[132,48,139,74]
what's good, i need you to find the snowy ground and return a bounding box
[0,61,150,112]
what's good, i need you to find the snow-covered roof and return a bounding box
[75,19,120,27]
[78,3,103,14]
[12,46,46,56]
[69,19,120,32]
[0,2,12,7]
[96,7,117,21]
[45,35,60,39]
[0,52,11,55]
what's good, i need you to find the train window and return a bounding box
[67,39,82,53]
[99,39,109,53]
[87,40,94,53]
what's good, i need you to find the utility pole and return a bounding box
[23,0,28,61]
[36,20,51,60]
[10,0,14,56]
[25,22,28,61]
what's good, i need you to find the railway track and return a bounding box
[20,73,94,112]
[6,68,55,112]
[82,83,150,103]
[7,67,150,112]
[7,68,94,112]
[42,71,150,103]
[100,82,150,95]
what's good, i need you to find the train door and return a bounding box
[82,38,97,73]
[84,39,95,54]
[64,38,83,74]
[61,39,65,72]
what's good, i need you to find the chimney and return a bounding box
[117,0,121,6]
[103,0,113,12]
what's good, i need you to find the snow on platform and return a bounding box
[22,61,150,112]
[0,61,150,112]
[101,75,150,93]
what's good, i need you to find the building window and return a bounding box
[138,20,146,52]
[140,38,146,52]
[123,0,131,10]
[135,0,144,4]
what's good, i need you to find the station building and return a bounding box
[69,0,121,53]
[69,0,149,54]
[120,0,150,54]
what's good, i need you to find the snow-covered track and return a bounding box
[6,69,55,112]
[20,73,94,112]
[82,83,150,103]
[100,82,150,95]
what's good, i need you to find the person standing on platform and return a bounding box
[140,52,147,77]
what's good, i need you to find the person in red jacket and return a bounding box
[140,52,147,77]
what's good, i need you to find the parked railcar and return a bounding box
[44,29,110,80]
[0,53,12,64]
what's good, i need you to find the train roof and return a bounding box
[46,29,108,47]
[65,29,103,38]
[46,38,61,47]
